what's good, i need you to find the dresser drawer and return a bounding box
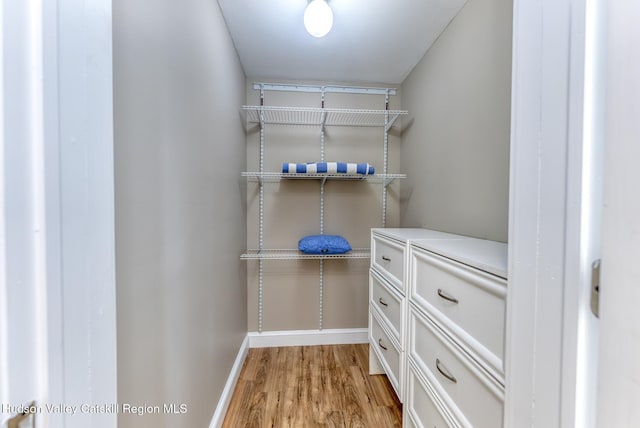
[369,309,402,398]
[406,362,458,428]
[408,307,504,428]
[370,269,403,343]
[410,247,506,379]
[371,233,405,292]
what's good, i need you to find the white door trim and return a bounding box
[1,1,117,427]
[505,0,600,426]
[1,3,53,426]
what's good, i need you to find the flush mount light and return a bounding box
[304,0,334,38]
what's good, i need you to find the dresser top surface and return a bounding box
[411,237,508,279]
[371,228,463,242]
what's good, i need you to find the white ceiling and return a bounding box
[217,0,467,84]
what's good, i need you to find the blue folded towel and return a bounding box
[298,235,352,254]
[282,162,375,175]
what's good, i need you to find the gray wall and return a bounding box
[245,79,402,331]
[400,0,513,242]
[113,1,246,427]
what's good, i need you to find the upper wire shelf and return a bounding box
[242,106,408,130]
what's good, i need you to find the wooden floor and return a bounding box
[222,343,402,427]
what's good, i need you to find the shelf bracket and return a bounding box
[383,177,396,187]
[320,89,327,132]
[385,113,400,132]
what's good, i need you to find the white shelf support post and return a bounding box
[258,85,265,333]
[382,90,390,228]
[319,259,324,330]
[318,88,326,330]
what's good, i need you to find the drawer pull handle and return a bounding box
[378,297,389,307]
[378,338,388,351]
[437,288,459,304]
[381,255,391,262]
[436,358,457,383]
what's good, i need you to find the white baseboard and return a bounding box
[247,328,369,348]
[208,335,249,428]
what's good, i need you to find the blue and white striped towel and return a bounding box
[282,162,375,175]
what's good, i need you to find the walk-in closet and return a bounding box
[4,0,639,427]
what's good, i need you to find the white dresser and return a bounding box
[369,229,507,428]
[368,228,463,401]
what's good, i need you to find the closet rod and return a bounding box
[253,82,397,96]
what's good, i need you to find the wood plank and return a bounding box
[222,344,402,427]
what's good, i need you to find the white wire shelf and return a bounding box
[241,249,371,260]
[242,106,408,130]
[252,82,398,96]
[242,172,406,185]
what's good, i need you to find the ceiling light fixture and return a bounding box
[304,0,334,38]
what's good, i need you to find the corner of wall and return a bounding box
[399,0,512,243]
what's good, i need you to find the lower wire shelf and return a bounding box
[241,248,371,260]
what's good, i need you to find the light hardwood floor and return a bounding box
[222,343,402,427]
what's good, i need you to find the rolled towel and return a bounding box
[282,162,375,175]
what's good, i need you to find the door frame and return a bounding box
[505,0,602,426]
[1,1,117,427]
